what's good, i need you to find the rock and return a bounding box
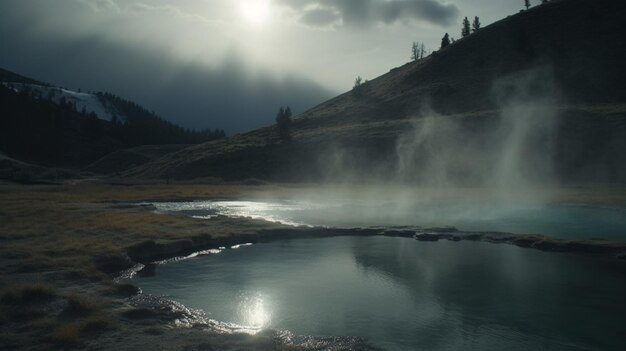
[462,233,483,241]
[127,239,195,262]
[415,233,440,241]
[383,230,415,238]
[112,283,141,297]
[531,240,570,252]
[513,236,541,248]
[127,240,157,261]
[92,254,135,274]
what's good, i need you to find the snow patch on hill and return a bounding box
[1,82,118,121]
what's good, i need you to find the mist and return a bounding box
[396,66,559,195]
[255,66,565,230]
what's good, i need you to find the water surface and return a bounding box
[153,199,626,240]
[132,237,626,351]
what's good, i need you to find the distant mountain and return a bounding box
[0,70,225,169]
[128,0,626,183]
[2,82,119,121]
[0,68,48,86]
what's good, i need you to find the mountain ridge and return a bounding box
[127,0,626,183]
[0,73,224,169]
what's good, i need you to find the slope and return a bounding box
[0,71,224,169]
[128,0,626,183]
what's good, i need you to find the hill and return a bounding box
[0,68,48,86]
[84,144,190,175]
[0,73,225,169]
[2,82,120,122]
[128,0,626,184]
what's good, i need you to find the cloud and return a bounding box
[125,2,218,25]
[299,7,342,28]
[0,0,334,133]
[78,0,121,13]
[281,0,459,28]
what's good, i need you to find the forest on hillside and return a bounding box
[0,85,224,166]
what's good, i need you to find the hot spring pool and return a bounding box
[152,199,626,240]
[131,236,626,350]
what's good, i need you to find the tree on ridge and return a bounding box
[462,17,471,37]
[441,33,450,48]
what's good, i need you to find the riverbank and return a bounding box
[1,180,625,350]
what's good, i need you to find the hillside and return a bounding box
[128,0,626,183]
[84,144,190,175]
[0,68,48,86]
[0,75,225,169]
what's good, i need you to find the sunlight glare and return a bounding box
[242,295,271,329]
[239,0,271,25]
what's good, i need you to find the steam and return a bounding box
[271,66,566,230]
[395,66,560,200]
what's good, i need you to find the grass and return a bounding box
[0,283,56,304]
[50,314,113,345]
[0,182,275,348]
[63,295,97,317]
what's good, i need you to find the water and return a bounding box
[153,199,626,240]
[132,236,626,350]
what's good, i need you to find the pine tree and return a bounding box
[472,16,481,32]
[419,43,426,59]
[276,106,292,142]
[524,0,530,10]
[441,33,450,48]
[462,17,471,37]
[411,42,419,61]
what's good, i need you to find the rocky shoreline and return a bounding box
[97,213,626,350]
[99,219,626,276]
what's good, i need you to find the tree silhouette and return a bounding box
[275,106,292,142]
[411,42,419,61]
[462,17,471,37]
[353,76,366,97]
[524,0,530,10]
[441,33,450,48]
[472,16,481,32]
[354,76,363,88]
[411,42,427,61]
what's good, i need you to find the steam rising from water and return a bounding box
[152,68,624,239]
[396,66,559,199]
[269,67,568,232]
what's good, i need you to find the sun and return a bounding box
[239,0,271,25]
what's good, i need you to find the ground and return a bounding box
[0,180,625,350]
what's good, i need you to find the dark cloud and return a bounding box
[0,0,334,134]
[283,0,459,28]
[299,7,342,27]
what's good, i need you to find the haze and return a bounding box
[0,0,522,133]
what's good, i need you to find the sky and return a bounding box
[0,0,523,133]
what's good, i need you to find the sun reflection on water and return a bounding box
[240,294,271,331]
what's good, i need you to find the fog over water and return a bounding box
[392,67,559,194]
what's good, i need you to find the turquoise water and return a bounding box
[153,200,626,240]
[132,237,626,351]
